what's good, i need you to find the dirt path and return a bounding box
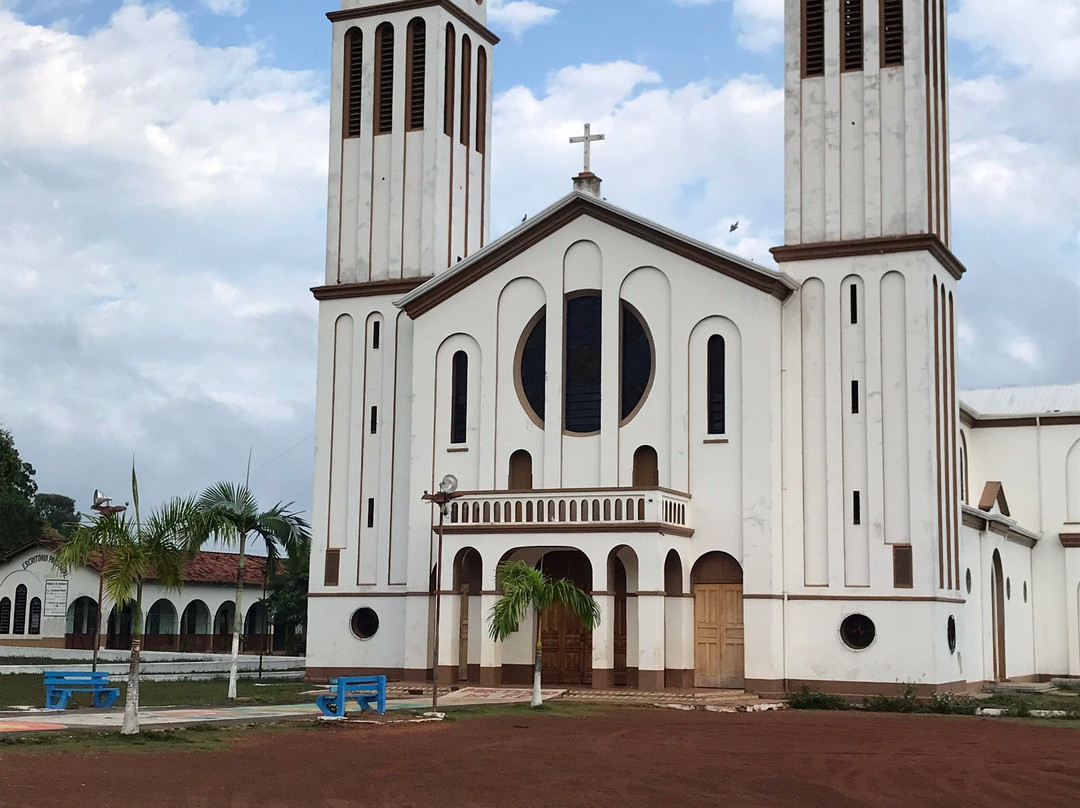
[2,709,1078,807]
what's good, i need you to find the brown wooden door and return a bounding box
[541,601,592,686]
[694,583,744,688]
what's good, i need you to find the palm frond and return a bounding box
[550,577,601,630]
[488,585,534,641]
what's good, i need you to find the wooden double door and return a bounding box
[693,583,744,688]
[539,552,593,686]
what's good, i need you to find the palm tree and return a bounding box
[55,468,204,734]
[197,482,311,700]
[488,560,600,707]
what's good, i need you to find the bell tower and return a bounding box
[774,1,966,690]
[325,0,495,286]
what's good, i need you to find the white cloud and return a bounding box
[488,0,558,38]
[951,0,1080,82]
[670,0,783,53]
[0,5,326,511]
[202,0,248,17]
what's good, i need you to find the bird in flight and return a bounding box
[730,221,740,233]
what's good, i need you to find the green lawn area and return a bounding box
[0,674,314,710]
[980,691,1080,715]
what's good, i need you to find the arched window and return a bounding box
[842,0,863,72]
[881,0,904,67]
[802,0,825,77]
[344,28,363,138]
[633,445,659,487]
[374,23,395,135]
[13,584,27,635]
[509,450,533,491]
[621,303,652,420]
[0,597,10,634]
[406,18,426,131]
[28,597,42,635]
[451,350,468,445]
[565,295,602,434]
[459,36,472,148]
[443,24,456,137]
[475,46,487,153]
[518,310,546,423]
[707,335,726,435]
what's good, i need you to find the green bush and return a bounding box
[862,685,920,713]
[787,687,848,710]
[925,692,980,715]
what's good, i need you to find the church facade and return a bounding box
[305,0,1080,693]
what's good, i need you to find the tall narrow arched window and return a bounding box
[842,0,863,72]
[803,0,825,77]
[0,597,10,634]
[444,24,456,137]
[707,335,726,435]
[475,46,487,154]
[459,36,472,148]
[344,28,363,138]
[374,23,395,135]
[633,445,659,487]
[451,351,468,445]
[13,584,27,635]
[509,450,533,491]
[406,18,426,131]
[881,0,904,67]
[28,597,41,635]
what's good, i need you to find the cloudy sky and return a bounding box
[0,0,1077,522]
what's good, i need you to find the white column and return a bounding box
[592,593,615,688]
[637,594,667,690]
[478,592,503,686]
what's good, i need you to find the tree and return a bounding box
[264,547,309,655]
[198,482,311,699]
[0,428,43,553]
[55,468,205,735]
[488,560,601,707]
[35,494,79,538]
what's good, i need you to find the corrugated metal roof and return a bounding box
[960,383,1080,416]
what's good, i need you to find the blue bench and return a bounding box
[44,671,121,711]
[316,675,387,717]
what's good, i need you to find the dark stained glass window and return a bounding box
[520,314,546,422]
[707,335,726,434]
[451,351,468,444]
[0,597,10,634]
[621,305,651,420]
[565,295,602,433]
[13,584,27,635]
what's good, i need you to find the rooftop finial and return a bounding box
[570,123,605,198]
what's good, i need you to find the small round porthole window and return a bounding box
[947,616,957,654]
[351,607,379,640]
[1006,578,1012,600]
[965,569,972,594]
[840,614,876,650]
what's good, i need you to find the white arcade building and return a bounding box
[304,0,1080,693]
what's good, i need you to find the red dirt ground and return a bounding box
[2,709,1079,808]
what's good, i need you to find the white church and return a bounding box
[303,0,1080,694]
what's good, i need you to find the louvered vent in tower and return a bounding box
[444,24,456,137]
[476,47,487,154]
[345,29,363,138]
[459,36,472,147]
[842,0,863,72]
[407,19,426,131]
[803,0,825,77]
[882,0,904,67]
[375,23,394,135]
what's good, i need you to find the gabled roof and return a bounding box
[961,384,1080,418]
[395,192,798,318]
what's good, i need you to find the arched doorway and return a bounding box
[454,548,482,682]
[66,596,98,650]
[611,555,628,686]
[633,445,659,487]
[992,550,1006,681]
[145,599,178,652]
[180,600,211,652]
[691,551,744,688]
[244,602,270,655]
[107,603,135,650]
[538,550,593,686]
[213,602,236,653]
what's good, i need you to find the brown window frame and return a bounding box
[444,23,456,137]
[374,22,395,135]
[475,46,487,154]
[459,36,472,148]
[841,0,864,73]
[406,18,426,131]
[881,0,904,68]
[344,28,364,138]
[803,0,826,78]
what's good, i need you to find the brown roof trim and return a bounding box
[312,277,431,301]
[327,1,500,45]
[962,511,986,531]
[452,485,691,498]
[1061,533,1080,549]
[960,407,977,428]
[770,234,967,280]
[440,522,695,538]
[401,196,794,317]
[978,481,1010,517]
[964,413,1080,429]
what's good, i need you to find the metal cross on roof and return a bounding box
[570,123,605,174]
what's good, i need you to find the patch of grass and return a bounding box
[981,692,1080,715]
[0,674,312,710]
[787,687,848,710]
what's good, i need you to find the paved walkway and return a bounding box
[0,686,778,735]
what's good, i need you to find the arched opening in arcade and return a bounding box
[65,596,99,650]
[453,547,483,683]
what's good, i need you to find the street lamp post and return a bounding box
[422,475,461,711]
[89,490,126,673]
